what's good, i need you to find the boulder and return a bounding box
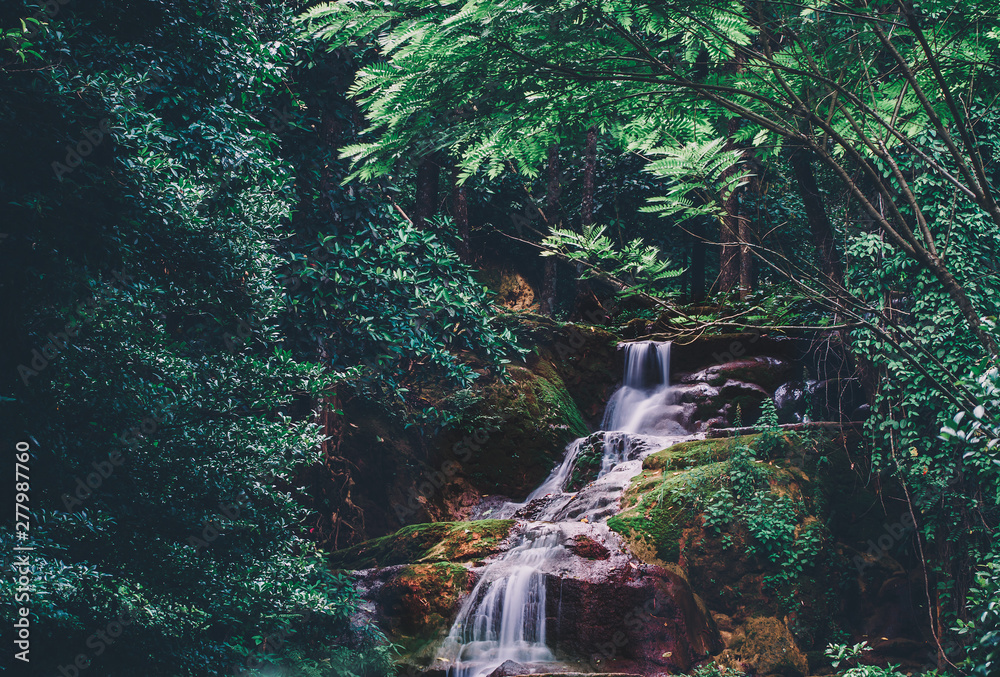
[718,380,770,425]
[567,534,611,560]
[547,562,721,674]
[680,356,796,392]
[716,617,809,677]
[328,520,515,570]
[774,381,807,424]
[375,563,471,655]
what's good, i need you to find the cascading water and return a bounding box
[602,341,685,435]
[438,526,560,677]
[437,341,692,677]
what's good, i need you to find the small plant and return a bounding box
[825,641,867,669]
[756,397,780,431]
[688,664,748,677]
[703,490,735,532]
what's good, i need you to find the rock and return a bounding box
[549,563,721,673]
[512,497,550,521]
[680,356,796,391]
[719,380,769,425]
[496,270,538,311]
[328,520,515,570]
[716,617,809,677]
[670,334,801,370]
[774,381,807,424]
[486,660,531,677]
[568,534,610,560]
[375,563,470,653]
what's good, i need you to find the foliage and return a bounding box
[697,437,827,597]
[954,553,1000,676]
[541,224,683,301]
[824,641,909,677]
[688,664,748,677]
[284,212,521,409]
[0,0,414,672]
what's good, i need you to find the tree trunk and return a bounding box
[738,212,753,300]
[690,226,707,302]
[413,153,441,227]
[539,145,561,315]
[789,147,843,287]
[573,126,600,319]
[451,169,471,263]
[719,118,742,294]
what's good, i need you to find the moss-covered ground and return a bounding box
[328,519,515,570]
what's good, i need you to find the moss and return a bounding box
[450,363,590,497]
[531,361,590,439]
[643,436,755,471]
[329,519,514,570]
[385,562,470,655]
[610,463,727,564]
[568,435,605,491]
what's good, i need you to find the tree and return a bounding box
[301,0,999,354]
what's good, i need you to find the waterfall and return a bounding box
[438,341,686,677]
[438,526,560,677]
[621,340,671,389]
[602,341,684,435]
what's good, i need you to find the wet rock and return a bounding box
[716,617,809,677]
[567,534,610,560]
[512,497,550,521]
[773,381,807,424]
[566,433,606,491]
[680,356,796,391]
[486,660,531,677]
[548,563,721,673]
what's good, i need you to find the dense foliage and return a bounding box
[2,0,999,674]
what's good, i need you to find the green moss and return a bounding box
[568,435,604,491]
[329,519,514,570]
[531,361,589,438]
[610,463,728,563]
[643,436,755,471]
[388,562,470,655]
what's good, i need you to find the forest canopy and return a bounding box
[2,0,999,675]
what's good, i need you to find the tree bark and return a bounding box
[539,145,560,316]
[789,147,843,288]
[573,126,600,319]
[451,168,471,263]
[738,206,754,300]
[719,118,742,294]
[413,153,441,227]
[690,224,707,302]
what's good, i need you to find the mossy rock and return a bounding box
[567,433,606,491]
[643,436,752,471]
[328,520,514,570]
[609,461,726,564]
[428,318,617,502]
[379,562,470,656]
[716,616,809,677]
[440,359,591,499]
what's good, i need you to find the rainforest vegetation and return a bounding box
[1,0,999,675]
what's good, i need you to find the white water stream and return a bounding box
[437,341,690,677]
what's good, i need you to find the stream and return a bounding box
[436,341,698,677]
